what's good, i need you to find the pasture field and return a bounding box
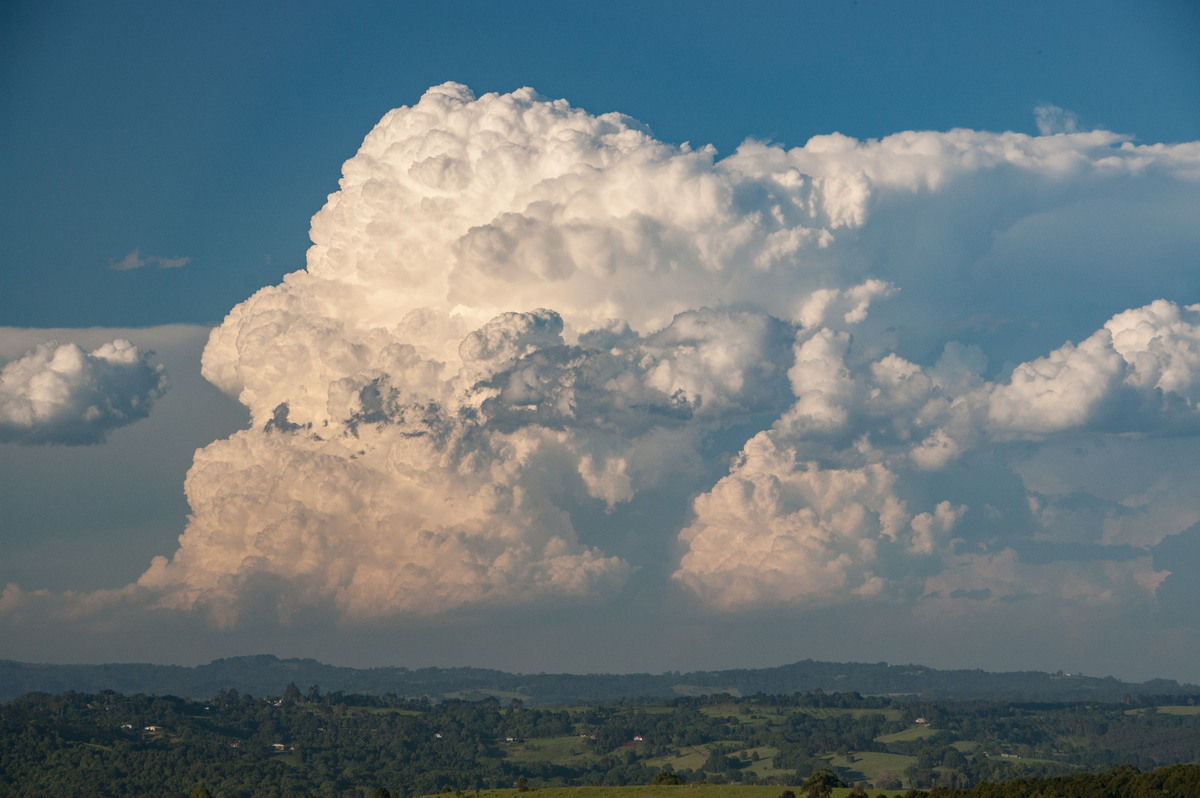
[873,726,936,744]
[672,685,743,698]
[452,788,906,798]
[644,744,782,779]
[491,700,935,786]
[825,751,916,784]
[504,736,601,767]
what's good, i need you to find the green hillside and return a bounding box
[4,686,1200,796]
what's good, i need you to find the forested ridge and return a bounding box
[3,686,1200,797]
[3,655,1197,705]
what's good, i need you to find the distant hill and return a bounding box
[1,654,1196,704]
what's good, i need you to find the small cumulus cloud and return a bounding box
[1034,104,1082,135]
[109,248,191,271]
[11,83,1200,632]
[0,339,167,444]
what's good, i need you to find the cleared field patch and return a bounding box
[645,741,776,774]
[645,746,709,773]
[696,704,746,719]
[458,787,905,798]
[673,685,743,698]
[468,786,785,798]
[825,751,916,785]
[790,707,902,722]
[986,753,1074,769]
[739,745,779,763]
[730,711,774,727]
[352,706,424,716]
[737,749,791,783]
[503,736,599,766]
[444,689,531,701]
[692,706,778,730]
[875,726,937,744]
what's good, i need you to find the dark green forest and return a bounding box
[4,686,1200,797]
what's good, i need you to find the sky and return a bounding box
[2,0,1200,684]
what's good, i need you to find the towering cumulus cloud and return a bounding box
[120,84,1200,625]
[0,339,167,445]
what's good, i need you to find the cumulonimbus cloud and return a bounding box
[17,82,1200,627]
[0,339,167,445]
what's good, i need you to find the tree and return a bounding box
[802,769,846,798]
[876,770,902,790]
[803,769,846,790]
[704,748,735,773]
[942,747,967,769]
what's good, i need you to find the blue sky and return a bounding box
[2,1,1200,682]
[5,0,1197,328]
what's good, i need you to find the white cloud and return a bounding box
[0,338,167,444]
[673,429,964,609]
[8,83,1200,630]
[1034,104,1082,136]
[976,301,1200,440]
[670,299,1200,609]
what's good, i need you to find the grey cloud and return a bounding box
[1152,522,1200,627]
[477,308,795,436]
[0,339,167,445]
[1012,540,1147,566]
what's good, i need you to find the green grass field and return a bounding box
[643,746,714,773]
[825,751,915,784]
[644,744,784,781]
[439,787,908,798]
[672,685,744,698]
[504,736,600,766]
[873,726,937,744]
[413,697,1131,796]
[491,703,925,789]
